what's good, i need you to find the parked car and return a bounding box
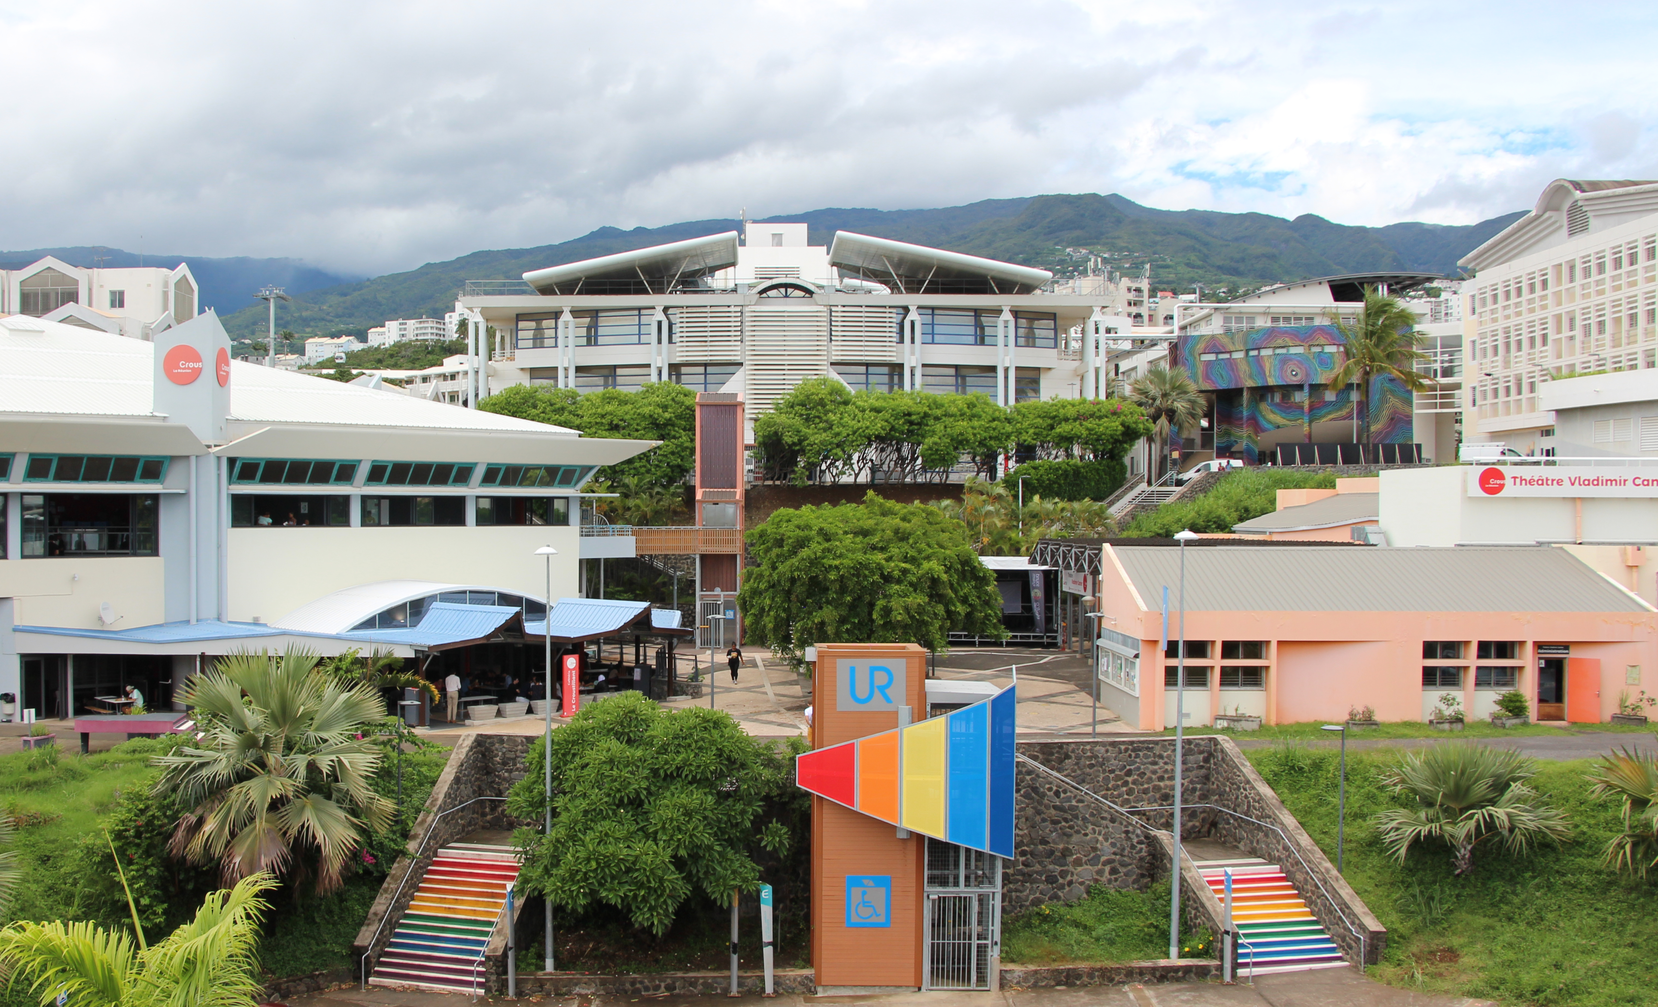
[1176,458,1245,483]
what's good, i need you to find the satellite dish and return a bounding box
[99,602,121,627]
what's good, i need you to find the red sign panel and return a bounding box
[163,344,204,385]
[1478,467,1506,495]
[216,347,231,387]
[561,653,581,719]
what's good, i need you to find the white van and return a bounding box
[1177,458,1245,483]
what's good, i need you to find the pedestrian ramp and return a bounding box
[1198,858,1347,977]
[368,842,519,993]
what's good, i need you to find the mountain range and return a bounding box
[8,193,1525,341]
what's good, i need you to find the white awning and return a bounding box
[829,232,1052,294]
[523,232,740,294]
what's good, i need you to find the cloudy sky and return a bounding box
[2,0,1654,277]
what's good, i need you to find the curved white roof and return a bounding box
[272,580,548,635]
[828,231,1052,294]
[522,232,740,293]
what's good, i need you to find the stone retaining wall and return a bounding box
[513,969,817,996]
[1000,959,1219,988]
[351,732,532,984]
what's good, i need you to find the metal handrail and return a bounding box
[1126,802,1367,971]
[360,796,509,990]
[471,881,514,999]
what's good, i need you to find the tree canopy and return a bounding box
[932,478,1118,555]
[1325,288,1431,443]
[506,693,799,936]
[739,492,1004,667]
[753,378,1151,486]
[482,381,696,489]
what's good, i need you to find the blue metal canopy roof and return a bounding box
[338,603,522,650]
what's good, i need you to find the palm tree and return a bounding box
[1325,288,1432,443]
[154,649,394,895]
[0,874,275,1007]
[1588,749,1658,877]
[1128,365,1205,482]
[0,818,20,921]
[1373,744,1571,876]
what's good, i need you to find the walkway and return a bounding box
[288,968,1494,1007]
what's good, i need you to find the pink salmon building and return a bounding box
[1089,542,1657,730]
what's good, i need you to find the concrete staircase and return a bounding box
[368,842,519,993]
[1199,858,1347,977]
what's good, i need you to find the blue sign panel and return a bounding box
[844,875,892,928]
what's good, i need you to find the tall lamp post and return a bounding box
[1169,527,1199,960]
[1321,723,1349,873]
[254,285,290,368]
[533,545,559,974]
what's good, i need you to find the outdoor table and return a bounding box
[90,696,135,714]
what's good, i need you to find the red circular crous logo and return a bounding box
[1478,467,1506,495]
[216,347,230,387]
[163,344,204,385]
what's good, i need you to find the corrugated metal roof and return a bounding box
[1233,493,1378,533]
[1108,545,1652,613]
[651,609,684,631]
[525,598,651,642]
[15,620,287,643]
[339,603,519,648]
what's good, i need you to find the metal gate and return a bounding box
[924,838,1001,990]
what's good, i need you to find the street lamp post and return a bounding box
[533,545,559,974]
[1321,723,1349,873]
[1018,476,1027,536]
[1169,528,1199,960]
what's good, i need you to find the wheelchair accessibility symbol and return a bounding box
[844,875,892,928]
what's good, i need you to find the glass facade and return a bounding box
[574,365,651,393]
[20,494,157,557]
[921,366,1039,402]
[833,364,902,393]
[672,364,739,393]
[361,496,466,527]
[516,309,668,350]
[917,308,1057,348]
[349,589,546,632]
[231,495,350,527]
[476,496,572,526]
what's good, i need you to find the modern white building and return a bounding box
[304,335,364,364]
[0,256,198,340]
[1459,179,1658,455]
[452,223,1167,434]
[386,317,450,343]
[0,313,656,718]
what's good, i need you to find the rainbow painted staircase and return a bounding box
[368,842,519,993]
[1199,858,1347,976]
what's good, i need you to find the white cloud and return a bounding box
[0,0,1653,275]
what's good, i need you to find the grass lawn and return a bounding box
[1158,720,1656,741]
[1000,881,1213,965]
[1248,741,1658,1006]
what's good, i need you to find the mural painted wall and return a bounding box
[1182,325,1413,463]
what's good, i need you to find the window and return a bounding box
[574,365,652,392]
[1097,648,1138,696]
[230,495,348,527]
[478,464,589,489]
[1476,641,1520,660]
[917,308,1057,348]
[348,590,544,632]
[1163,640,1212,659]
[1222,315,1258,333]
[1221,641,1266,660]
[833,364,902,393]
[921,365,1039,402]
[24,454,167,483]
[20,493,157,557]
[770,232,783,247]
[1220,667,1265,689]
[1268,315,1314,326]
[360,496,465,527]
[673,364,740,393]
[0,456,8,481]
[108,290,125,309]
[231,458,358,485]
[1568,261,1577,283]
[364,461,476,487]
[19,268,79,316]
[1165,666,1211,688]
[1423,667,1462,689]
[476,496,571,526]
[514,309,663,350]
[1475,667,1519,689]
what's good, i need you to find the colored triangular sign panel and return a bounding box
[796,684,1016,858]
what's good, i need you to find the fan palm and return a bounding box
[0,873,275,1007]
[154,649,395,895]
[1373,744,1570,876]
[1128,365,1205,481]
[1324,288,1432,443]
[1587,749,1658,877]
[0,818,20,921]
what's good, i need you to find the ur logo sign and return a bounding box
[216,347,230,387]
[1478,467,1506,495]
[163,344,204,385]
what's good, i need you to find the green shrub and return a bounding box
[1001,881,1210,964]
[1494,691,1530,719]
[1120,468,1338,536]
[1005,458,1127,501]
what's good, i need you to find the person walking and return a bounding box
[444,670,462,723]
[727,644,743,684]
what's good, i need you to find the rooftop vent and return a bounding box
[1566,200,1591,237]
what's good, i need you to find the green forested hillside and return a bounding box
[217,193,1522,340]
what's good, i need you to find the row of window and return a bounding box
[225,459,593,489]
[23,455,168,483]
[512,308,1063,350]
[1423,641,1521,660]
[228,494,576,528]
[1164,667,1265,689]
[1163,640,1269,660]
[1424,667,1519,689]
[1473,237,1656,316]
[232,458,359,485]
[15,494,158,557]
[1197,343,1339,362]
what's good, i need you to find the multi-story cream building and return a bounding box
[1460,179,1658,454]
[0,255,198,340]
[453,223,1169,434]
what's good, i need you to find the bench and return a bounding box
[73,713,193,753]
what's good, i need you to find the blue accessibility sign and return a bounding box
[844,875,892,928]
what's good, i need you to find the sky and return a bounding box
[2,0,1655,277]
